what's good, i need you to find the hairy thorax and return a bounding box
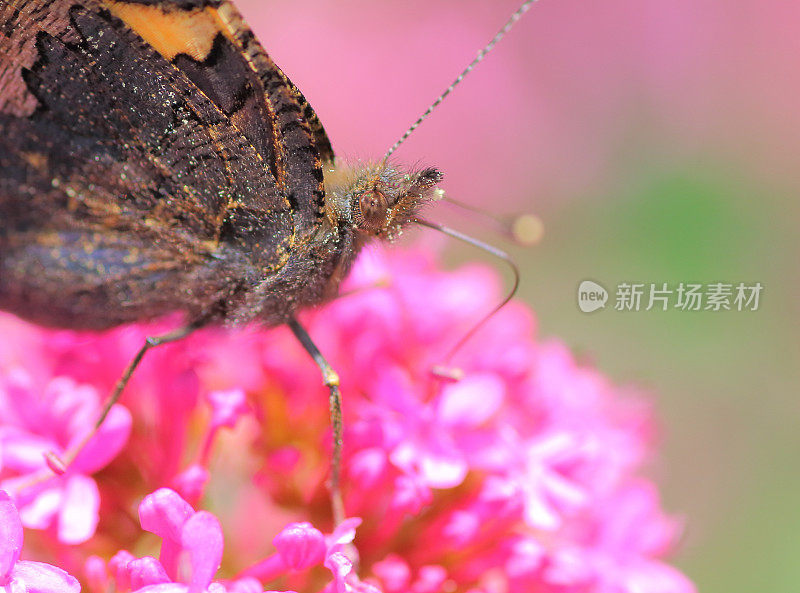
[219,161,443,327]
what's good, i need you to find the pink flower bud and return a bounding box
[273,522,325,570]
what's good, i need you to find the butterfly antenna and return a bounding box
[415,218,520,368]
[382,0,538,163]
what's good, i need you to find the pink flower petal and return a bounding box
[0,491,22,583]
[57,475,99,544]
[411,565,447,593]
[436,374,505,427]
[542,548,593,587]
[134,584,188,593]
[598,481,681,556]
[389,475,432,514]
[10,561,80,593]
[70,405,132,473]
[225,577,264,593]
[1,575,26,593]
[139,489,194,580]
[206,389,249,429]
[505,538,545,578]
[522,488,561,531]
[441,510,480,546]
[348,448,388,488]
[172,465,210,506]
[273,522,325,570]
[181,511,223,592]
[44,377,99,445]
[0,429,54,473]
[109,550,136,591]
[84,555,108,593]
[371,555,410,593]
[327,518,361,548]
[16,487,60,531]
[128,557,170,589]
[419,454,467,489]
[620,560,697,593]
[323,551,352,593]
[139,489,195,542]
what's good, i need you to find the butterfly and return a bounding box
[0,0,531,522]
[0,0,444,327]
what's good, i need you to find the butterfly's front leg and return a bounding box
[287,316,345,526]
[47,322,203,473]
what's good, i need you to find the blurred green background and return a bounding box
[524,162,797,593]
[239,0,799,590]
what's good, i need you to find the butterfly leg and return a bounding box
[48,322,201,472]
[287,317,345,526]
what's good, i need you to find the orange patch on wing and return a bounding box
[102,1,223,61]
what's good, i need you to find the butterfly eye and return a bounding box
[357,190,389,231]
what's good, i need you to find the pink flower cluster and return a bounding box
[0,247,694,593]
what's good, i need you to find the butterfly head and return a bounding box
[326,164,443,241]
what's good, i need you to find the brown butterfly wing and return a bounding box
[0,0,330,328]
[101,0,335,238]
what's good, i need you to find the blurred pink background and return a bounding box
[236,1,799,591]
